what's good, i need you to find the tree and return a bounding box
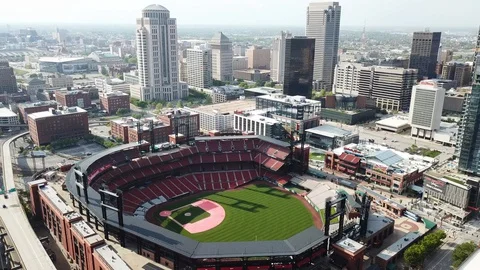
[255,81,265,87]
[239,82,249,89]
[236,79,244,83]
[132,113,142,119]
[155,103,163,111]
[101,66,108,76]
[205,95,213,105]
[29,73,38,78]
[166,102,173,108]
[212,79,226,86]
[453,241,477,268]
[116,108,129,116]
[127,57,137,65]
[176,100,183,108]
[117,73,124,80]
[404,244,426,268]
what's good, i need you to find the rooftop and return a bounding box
[365,214,394,239]
[185,99,255,115]
[377,232,421,261]
[39,184,74,215]
[333,142,436,175]
[257,94,321,106]
[112,117,167,131]
[376,116,410,129]
[28,107,87,120]
[306,124,355,138]
[235,69,270,74]
[56,90,88,96]
[244,87,281,95]
[235,109,279,125]
[39,56,88,63]
[102,91,129,97]
[143,4,169,12]
[0,107,17,118]
[18,101,58,108]
[94,245,132,270]
[334,238,365,254]
[72,220,96,238]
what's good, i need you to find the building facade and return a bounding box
[186,48,212,88]
[99,91,130,115]
[18,101,58,123]
[409,31,442,80]
[55,90,91,108]
[283,37,315,98]
[233,69,270,83]
[333,62,363,95]
[28,107,89,145]
[210,32,233,82]
[358,66,417,111]
[409,80,445,139]
[46,74,74,88]
[232,56,248,71]
[0,61,17,93]
[457,27,480,175]
[0,104,20,130]
[134,4,188,101]
[111,117,170,144]
[28,180,131,270]
[233,110,284,138]
[306,2,341,91]
[157,109,200,139]
[246,46,270,70]
[270,31,292,83]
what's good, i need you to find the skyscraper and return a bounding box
[457,26,480,174]
[283,37,315,98]
[408,31,442,80]
[0,61,17,94]
[210,32,233,82]
[306,2,341,91]
[132,4,188,101]
[186,48,212,88]
[408,80,445,140]
[246,46,270,70]
[270,31,292,83]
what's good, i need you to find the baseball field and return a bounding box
[146,183,319,242]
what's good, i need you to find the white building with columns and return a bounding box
[134,4,188,101]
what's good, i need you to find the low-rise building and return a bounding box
[17,101,58,123]
[28,107,89,145]
[123,70,139,85]
[375,232,422,269]
[375,115,411,133]
[208,85,244,103]
[325,142,437,194]
[233,109,284,138]
[46,73,73,88]
[99,91,130,115]
[233,69,270,82]
[28,180,131,270]
[0,103,20,131]
[183,99,256,132]
[55,89,92,108]
[95,78,131,93]
[111,117,170,144]
[306,124,359,150]
[157,109,200,139]
[321,108,376,125]
[23,77,46,95]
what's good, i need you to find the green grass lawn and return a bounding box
[309,153,325,161]
[151,183,315,242]
[319,208,339,224]
[169,205,210,225]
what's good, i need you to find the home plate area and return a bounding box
[160,199,226,234]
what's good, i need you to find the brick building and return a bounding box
[28,107,89,145]
[111,117,170,144]
[157,109,200,139]
[55,89,91,108]
[99,91,130,115]
[17,101,58,123]
[28,179,131,270]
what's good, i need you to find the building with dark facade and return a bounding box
[283,37,315,99]
[457,26,480,175]
[55,89,92,108]
[99,91,130,115]
[408,31,442,80]
[0,61,17,93]
[27,107,89,145]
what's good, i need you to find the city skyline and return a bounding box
[1,0,479,28]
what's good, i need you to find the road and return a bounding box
[0,132,56,270]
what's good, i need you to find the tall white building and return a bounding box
[409,80,446,140]
[186,47,212,88]
[210,32,233,82]
[306,2,341,91]
[333,62,363,95]
[134,4,188,101]
[270,31,292,83]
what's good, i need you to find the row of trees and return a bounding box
[452,241,477,268]
[404,230,446,268]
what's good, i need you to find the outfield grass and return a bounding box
[13,68,28,76]
[151,183,315,242]
[309,152,325,161]
[169,205,210,225]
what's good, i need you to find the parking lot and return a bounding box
[56,143,105,158]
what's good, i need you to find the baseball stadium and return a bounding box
[65,136,330,269]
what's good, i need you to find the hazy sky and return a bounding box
[1,0,479,28]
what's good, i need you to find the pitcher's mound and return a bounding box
[160,210,172,217]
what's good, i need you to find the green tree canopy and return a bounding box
[155,103,163,111]
[404,244,426,267]
[453,241,477,268]
[176,100,183,108]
